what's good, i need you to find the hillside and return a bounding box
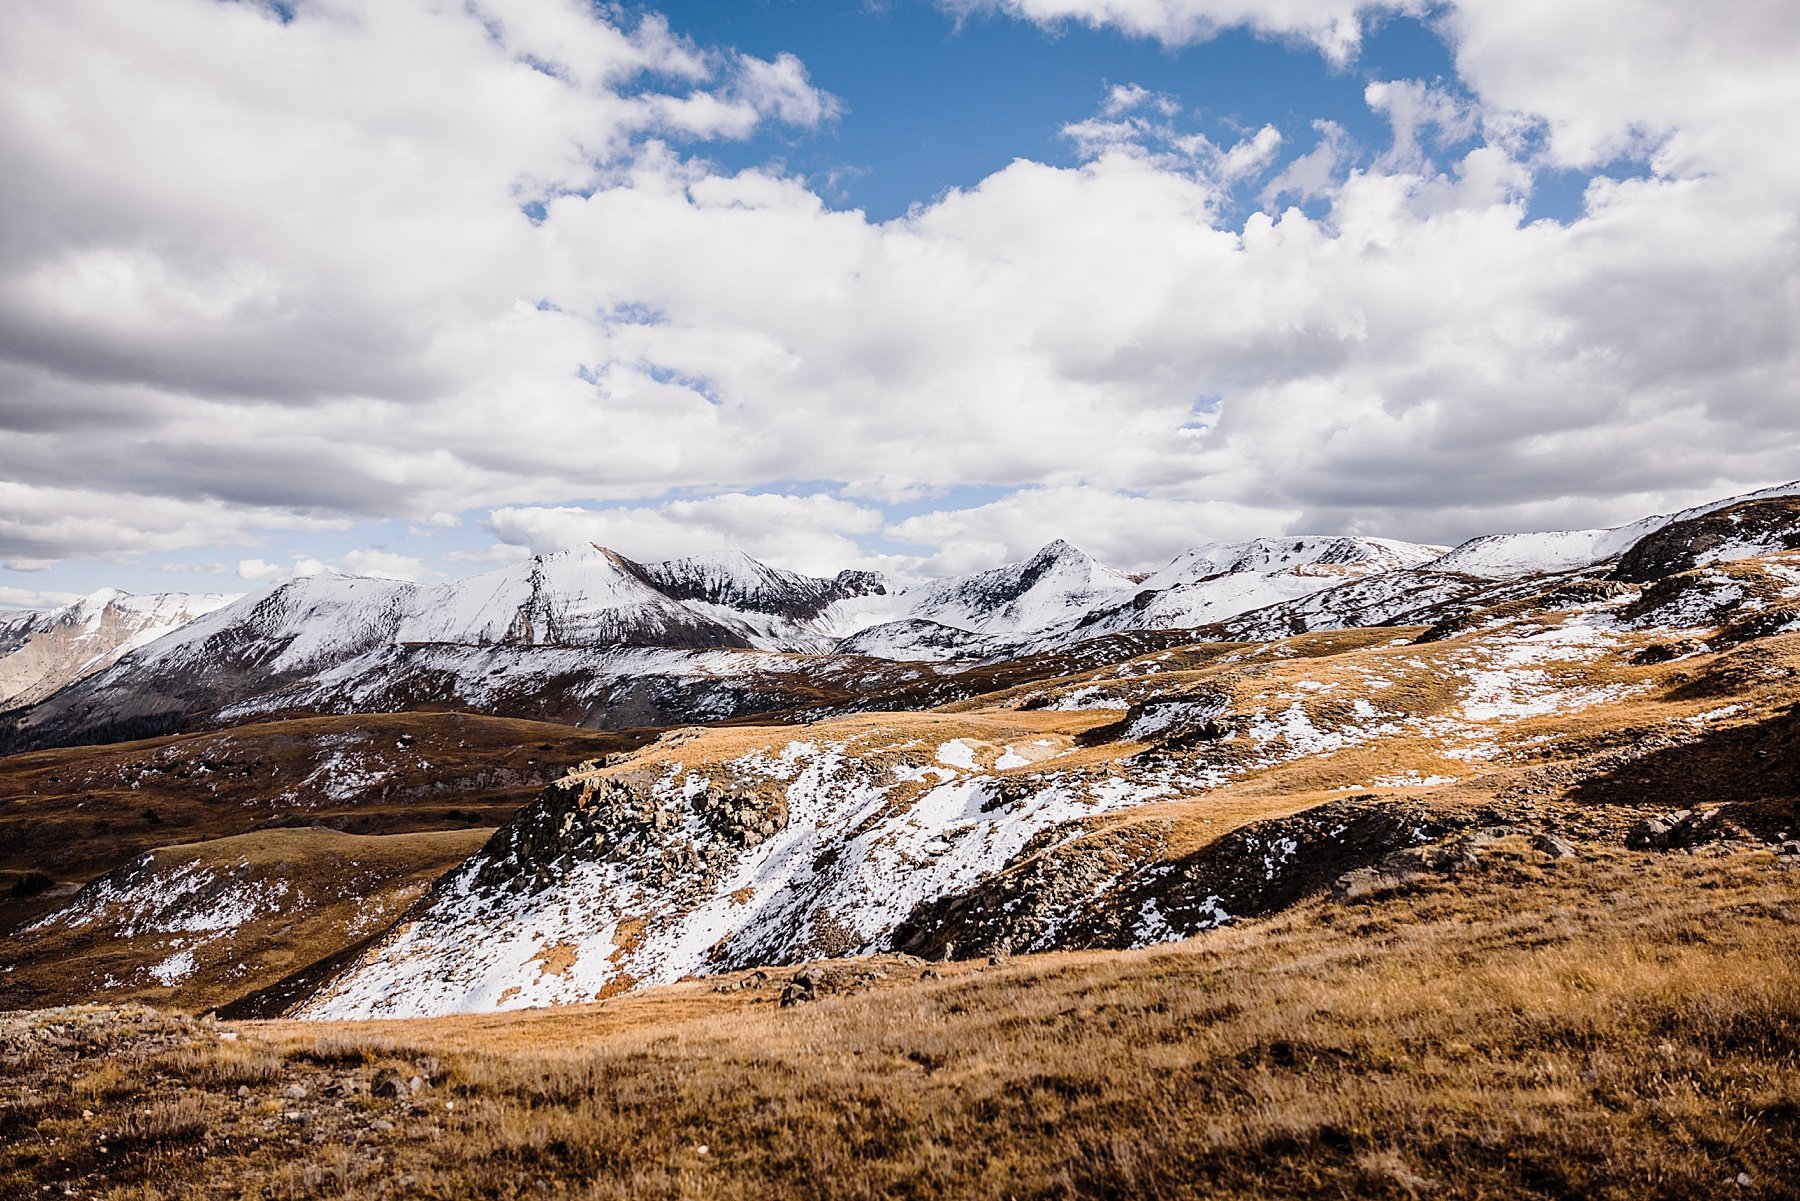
[1,486,1798,1196]
[0,589,236,708]
[3,492,1794,1023]
[0,713,649,936]
[1,840,1795,1198]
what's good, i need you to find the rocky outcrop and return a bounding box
[469,766,788,898]
[891,797,1480,960]
[1612,496,1800,584]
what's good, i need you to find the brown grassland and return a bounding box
[0,712,649,929]
[2,838,1796,1200]
[3,583,1799,1197]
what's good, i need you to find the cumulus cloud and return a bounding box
[1364,79,1478,170]
[486,494,885,576]
[0,585,83,611]
[238,550,428,583]
[237,557,329,584]
[1061,87,1281,188]
[338,550,432,582]
[939,0,1406,62]
[1,0,1797,586]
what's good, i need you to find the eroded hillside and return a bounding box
[294,545,1800,1018]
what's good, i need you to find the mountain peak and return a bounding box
[1027,538,1087,565]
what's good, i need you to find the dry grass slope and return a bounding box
[0,711,649,932]
[1,845,1796,1199]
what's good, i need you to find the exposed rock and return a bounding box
[779,972,817,1007]
[1532,833,1578,860]
[1612,496,1800,584]
[1627,809,1712,850]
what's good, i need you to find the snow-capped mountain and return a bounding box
[396,546,753,651]
[2,547,899,749]
[6,482,1799,751]
[910,540,1137,634]
[839,540,1136,659]
[12,482,1800,1022]
[1062,536,1445,645]
[1429,481,1800,580]
[844,535,1444,660]
[0,588,238,708]
[289,489,1800,1018]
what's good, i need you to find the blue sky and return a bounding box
[1,0,1793,608]
[640,1,1471,218]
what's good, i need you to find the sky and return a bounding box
[2,0,1797,607]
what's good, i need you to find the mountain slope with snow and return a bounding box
[1429,481,1800,580]
[0,589,238,709]
[292,535,1800,1018]
[7,482,1799,750]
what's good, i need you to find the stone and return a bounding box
[283,1083,309,1100]
[779,972,817,1007]
[1533,833,1578,860]
[1626,812,1687,850]
[371,1068,407,1099]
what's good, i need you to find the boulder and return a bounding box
[1532,833,1578,860]
[1626,810,1694,850]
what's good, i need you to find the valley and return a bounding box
[0,485,1797,1196]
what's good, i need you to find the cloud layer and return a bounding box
[2,0,1796,583]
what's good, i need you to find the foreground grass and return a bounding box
[1,842,1795,1200]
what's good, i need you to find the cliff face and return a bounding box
[0,589,237,709]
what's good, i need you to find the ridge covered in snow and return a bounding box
[6,481,1799,747]
[1428,481,1800,580]
[0,588,238,708]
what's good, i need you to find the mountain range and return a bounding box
[1,480,1799,1029]
[4,482,1797,753]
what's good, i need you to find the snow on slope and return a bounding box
[1431,481,1800,579]
[911,540,1137,635]
[1429,527,1654,580]
[641,551,903,650]
[837,540,1138,660]
[840,537,1444,661]
[119,574,417,677]
[1074,537,1444,638]
[295,595,1688,1019]
[0,588,238,707]
[397,545,752,650]
[297,723,1179,1018]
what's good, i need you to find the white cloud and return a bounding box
[486,494,886,576]
[237,557,329,583]
[939,0,1407,61]
[0,584,82,611]
[1061,90,1281,190]
[1365,79,1477,170]
[1260,119,1352,202]
[337,549,432,582]
[0,0,1796,584]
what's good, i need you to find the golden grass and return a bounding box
[0,710,647,903]
[0,826,492,1013]
[2,846,1795,1199]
